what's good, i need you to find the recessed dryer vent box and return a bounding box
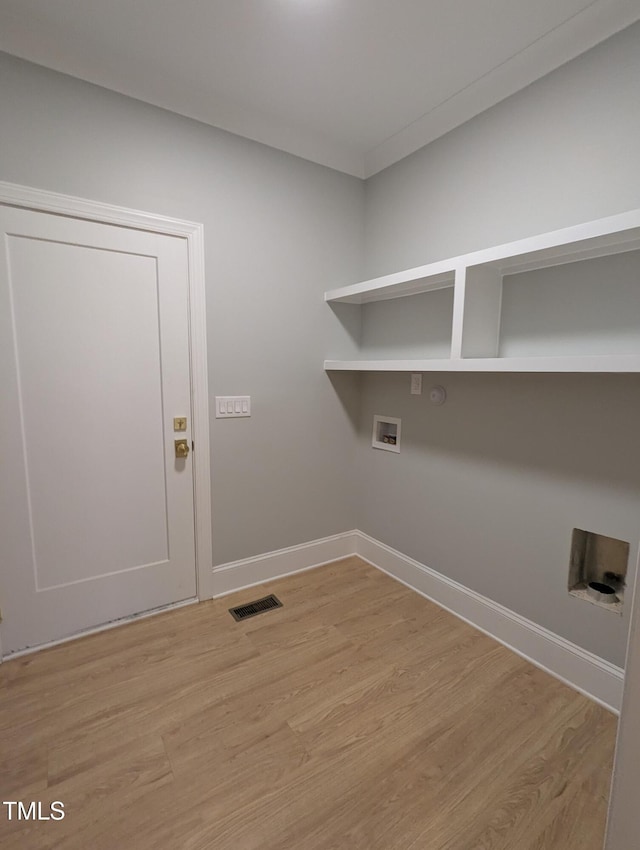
[372,415,401,453]
[568,528,629,614]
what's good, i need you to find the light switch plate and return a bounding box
[215,396,251,418]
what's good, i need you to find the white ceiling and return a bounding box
[0,0,638,178]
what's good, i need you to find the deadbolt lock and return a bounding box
[173,417,187,432]
[175,439,190,459]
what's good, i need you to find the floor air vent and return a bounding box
[229,594,282,622]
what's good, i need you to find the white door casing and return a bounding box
[0,183,212,656]
[604,543,640,849]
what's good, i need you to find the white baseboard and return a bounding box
[210,528,623,712]
[211,531,358,597]
[355,531,624,714]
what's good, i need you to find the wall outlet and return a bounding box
[410,373,422,395]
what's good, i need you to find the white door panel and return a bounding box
[0,206,196,653]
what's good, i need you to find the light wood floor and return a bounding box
[0,557,616,849]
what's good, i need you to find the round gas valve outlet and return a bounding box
[429,385,447,405]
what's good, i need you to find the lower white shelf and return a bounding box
[324,355,640,373]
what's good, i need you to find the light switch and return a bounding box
[215,396,251,418]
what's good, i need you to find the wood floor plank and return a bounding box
[161,636,380,759]
[525,769,613,850]
[0,557,616,849]
[265,662,564,850]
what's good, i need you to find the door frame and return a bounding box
[604,541,640,847]
[0,181,213,655]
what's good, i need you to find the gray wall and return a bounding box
[358,22,640,666]
[0,52,364,567]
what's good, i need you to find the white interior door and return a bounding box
[0,205,197,654]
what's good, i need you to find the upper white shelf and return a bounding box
[325,259,456,303]
[324,208,640,374]
[325,209,640,304]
